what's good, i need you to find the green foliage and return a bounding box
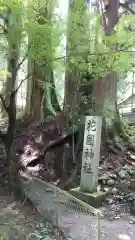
[25,0,63,63]
[0,0,135,120]
[28,220,56,240]
[0,217,57,240]
[61,0,135,82]
[0,0,62,65]
[0,0,134,83]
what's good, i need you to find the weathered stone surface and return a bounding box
[107,179,115,186]
[70,187,107,207]
[118,170,128,179]
[111,187,118,194]
[80,116,102,193]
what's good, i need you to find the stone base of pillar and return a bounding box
[70,187,107,208]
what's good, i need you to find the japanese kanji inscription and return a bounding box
[80,116,102,193]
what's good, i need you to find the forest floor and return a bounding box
[0,190,38,239]
[0,188,62,239]
[1,116,135,239]
[0,117,62,240]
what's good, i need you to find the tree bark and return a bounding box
[25,1,60,122]
[63,0,89,127]
[1,69,13,118]
[25,60,44,122]
[25,60,60,123]
[0,9,24,197]
[0,22,18,118]
[43,65,61,118]
[94,0,119,130]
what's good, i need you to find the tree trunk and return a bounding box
[25,1,60,122]
[2,9,24,197]
[24,59,33,120]
[61,0,90,185]
[25,61,44,122]
[94,0,119,133]
[63,0,89,127]
[63,73,79,126]
[1,70,13,118]
[43,65,61,118]
[25,60,60,123]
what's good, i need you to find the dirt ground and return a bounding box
[0,188,57,240]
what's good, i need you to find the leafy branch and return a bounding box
[14,42,135,93]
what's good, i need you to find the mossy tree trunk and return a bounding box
[25,2,60,123]
[25,60,44,122]
[43,63,61,119]
[63,0,90,127]
[94,0,121,138]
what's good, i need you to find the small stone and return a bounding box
[116,234,131,240]
[129,221,134,224]
[118,170,127,179]
[129,217,135,223]
[101,231,106,237]
[108,215,114,221]
[126,151,130,156]
[114,215,120,219]
[130,154,135,161]
[100,213,104,219]
[112,187,118,194]
[104,187,109,192]
[128,197,134,202]
[109,199,114,204]
[115,195,124,201]
[101,156,105,160]
[107,179,115,186]
[110,173,117,179]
